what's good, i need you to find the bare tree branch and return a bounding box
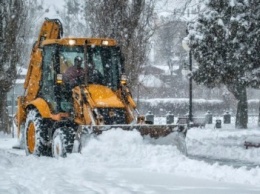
[84,0,156,87]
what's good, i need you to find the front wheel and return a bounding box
[52,127,75,158]
[24,109,50,156]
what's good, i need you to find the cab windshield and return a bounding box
[59,45,122,90]
[59,46,84,73]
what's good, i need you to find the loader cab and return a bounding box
[39,41,124,113]
[57,44,123,90]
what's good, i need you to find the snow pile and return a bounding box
[1,127,260,193]
[81,129,182,167]
[187,128,260,163]
[185,128,260,184]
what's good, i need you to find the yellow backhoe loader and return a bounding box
[15,18,187,157]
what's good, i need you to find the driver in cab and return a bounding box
[63,56,85,89]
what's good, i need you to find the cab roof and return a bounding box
[41,38,117,47]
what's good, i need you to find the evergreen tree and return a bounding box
[187,0,260,128]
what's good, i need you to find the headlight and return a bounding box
[68,39,76,45]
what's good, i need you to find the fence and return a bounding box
[148,111,260,128]
[139,98,260,117]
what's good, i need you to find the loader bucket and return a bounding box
[78,124,188,154]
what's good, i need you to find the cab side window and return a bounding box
[39,45,57,112]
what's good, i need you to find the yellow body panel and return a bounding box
[88,84,125,108]
[28,98,52,118]
[127,93,137,109]
[24,50,42,102]
[82,104,93,125]
[72,86,94,125]
[36,18,62,48]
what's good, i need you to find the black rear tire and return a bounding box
[52,127,75,158]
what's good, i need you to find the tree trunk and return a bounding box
[227,84,248,129]
[0,91,10,133]
[235,88,248,129]
[258,101,260,127]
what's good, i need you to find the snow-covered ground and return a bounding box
[1,122,260,194]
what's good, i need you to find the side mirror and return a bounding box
[120,74,127,85]
[56,74,63,84]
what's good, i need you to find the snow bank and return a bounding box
[82,129,260,186]
[1,127,260,193]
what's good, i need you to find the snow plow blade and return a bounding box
[81,124,187,138]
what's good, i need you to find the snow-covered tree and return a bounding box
[187,0,260,128]
[83,0,156,87]
[0,0,46,133]
[0,0,28,132]
[19,0,48,67]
